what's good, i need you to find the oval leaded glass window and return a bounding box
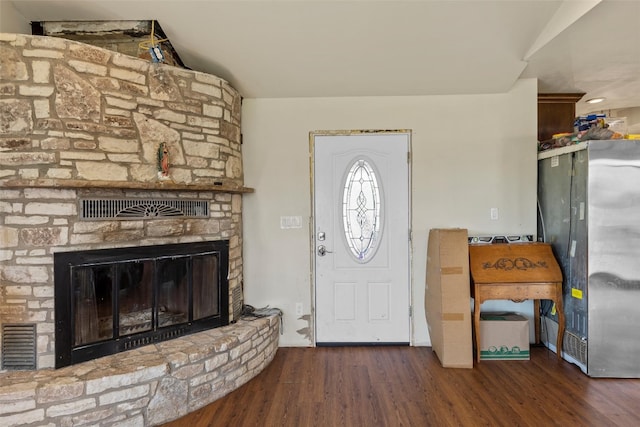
[342,158,382,262]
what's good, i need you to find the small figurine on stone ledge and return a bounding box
[157,142,170,179]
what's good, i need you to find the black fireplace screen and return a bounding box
[54,241,229,368]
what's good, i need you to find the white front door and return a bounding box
[313,131,411,344]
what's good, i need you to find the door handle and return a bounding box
[317,245,333,256]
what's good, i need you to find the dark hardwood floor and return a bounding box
[162,346,640,426]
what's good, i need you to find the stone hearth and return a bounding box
[0,315,279,426]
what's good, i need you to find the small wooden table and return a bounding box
[469,243,564,362]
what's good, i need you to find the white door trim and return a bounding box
[309,129,413,346]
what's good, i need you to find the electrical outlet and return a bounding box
[490,207,499,220]
[295,302,303,316]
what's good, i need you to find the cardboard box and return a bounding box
[425,228,473,368]
[479,312,530,360]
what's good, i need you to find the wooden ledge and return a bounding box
[1,178,254,194]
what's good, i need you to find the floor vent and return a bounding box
[2,324,37,370]
[80,198,209,220]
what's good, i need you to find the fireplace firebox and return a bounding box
[54,240,229,368]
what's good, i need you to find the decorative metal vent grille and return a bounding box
[80,199,209,220]
[2,324,37,370]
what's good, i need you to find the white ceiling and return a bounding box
[8,0,640,115]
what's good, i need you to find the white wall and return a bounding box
[610,107,640,134]
[0,0,30,34]
[241,79,539,347]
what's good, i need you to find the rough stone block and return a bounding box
[46,168,73,179]
[0,226,19,247]
[76,161,128,180]
[0,136,31,151]
[0,398,36,416]
[189,370,220,388]
[69,44,111,64]
[117,397,150,412]
[2,265,48,284]
[104,116,134,128]
[112,53,149,72]
[19,85,55,97]
[146,377,188,425]
[202,104,224,118]
[0,83,16,95]
[145,221,184,237]
[183,140,220,159]
[24,188,76,199]
[172,363,204,380]
[22,49,64,59]
[0,45,29,81]
[20,227,69,246]
[98,137,139,153]
[67,59,108,76]
[204,353,229,372]
[53,64,101,121]
[191,82,221,98]
[0,409,45,426]
[186,115,219,129]
[167,168,193,184]
[0,99,33,134]
[46,398,97,417]
[37,381,84,404]
[110,68,146,85]
[25,202,76,216]
[230,340,254,360]
[99,384,149,406]
[0,249,13,261]
[41,137,70,150]
[185,156,208,168]
[225,156,243,179]
[104,230,145,242]
[32,61,51,83]
[4,216,50,226]
[30,36,67,50]
[111,413,144,427]
[105,96,137,110]
[33,286,54,298]
[17,168,38,179]
[153,109,186,123]
[107,153,140,163]
[64,407,115,427]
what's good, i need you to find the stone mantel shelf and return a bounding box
[1,178,255,194]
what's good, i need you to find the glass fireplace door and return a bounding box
[56,240,229,368]
[118,260,154,337]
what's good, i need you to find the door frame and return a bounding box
[309,129,413,346]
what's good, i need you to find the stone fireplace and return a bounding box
[0,32,282,427]
[0,32,252,370]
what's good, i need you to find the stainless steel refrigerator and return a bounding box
[537,139,640,377]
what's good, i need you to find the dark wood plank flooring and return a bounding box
[162,346,640,426]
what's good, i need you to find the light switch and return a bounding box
[280,216,303,229]
[490,208,499,220]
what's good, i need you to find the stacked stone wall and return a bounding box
[0,32,247,370]
[0,32,243,186]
